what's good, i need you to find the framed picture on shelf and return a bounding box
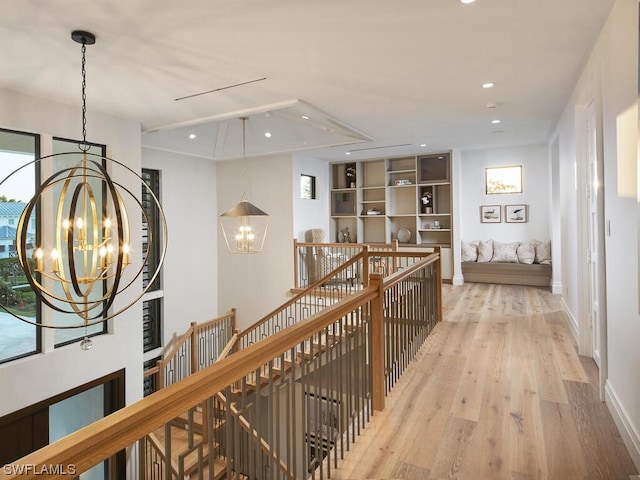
[480,205,501,223]
[505,204,528,223]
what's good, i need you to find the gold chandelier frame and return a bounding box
[0,151,168,328]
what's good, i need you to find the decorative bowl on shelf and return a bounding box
[397,227,411,243]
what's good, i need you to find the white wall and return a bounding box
[0,88,144,416]
[292,154,330,241]
[141,148,218,351]
[459,144,550,244]
[554,0,640,468]
[216,153,294,330]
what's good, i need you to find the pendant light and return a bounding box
[219,117,270,253]
[0,30,168,344]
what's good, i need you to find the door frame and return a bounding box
[576,87,608,400]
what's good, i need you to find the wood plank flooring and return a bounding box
[330,283,638,479]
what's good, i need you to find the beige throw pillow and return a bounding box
[533,240,551,264]
[491,240,520,263]
[477,239,493,263]
[461,240,479,262]
[517,243,536,264]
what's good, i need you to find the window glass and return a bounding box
[0,129,39,364]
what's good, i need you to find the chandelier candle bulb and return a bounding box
[51,249,60,273]
[35,248,44,271]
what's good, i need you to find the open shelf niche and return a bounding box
[329,152,454,279]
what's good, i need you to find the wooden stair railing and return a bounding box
[0,283,383,480]
[217,392,295,480]
[238,250,369,349]
[0,252,442,480]
[143,310,236,392]
[293,239,399,290]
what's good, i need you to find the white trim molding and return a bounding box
[561,297,579,344]
[605,380,640,471]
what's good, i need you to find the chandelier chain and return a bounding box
[80,40,89,152]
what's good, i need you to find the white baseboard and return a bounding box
[452,274,464,286]
[560,297,579,344]
[551,281,562,295]
[605,380,640,471]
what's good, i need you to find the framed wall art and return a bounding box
[505,204,528,223]
[485,165,523,194]
[480,205,501,223]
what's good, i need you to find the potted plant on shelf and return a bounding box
[421,191,433,214]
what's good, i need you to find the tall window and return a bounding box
[52,138,108,347]
[0,129,39,364]
[142,169,163,354]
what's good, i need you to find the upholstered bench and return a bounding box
[461,261,551,287]
[461,239,552,288]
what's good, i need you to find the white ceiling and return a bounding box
[0,0,615,161]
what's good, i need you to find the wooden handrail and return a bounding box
[380,250,440,290]
[143,366,159,378]
[239,250,367,341]
[0,284,380,480]
[193,310,236,333]
[216,331,239,362]
[293,240,398,251]
[160,324,194,367]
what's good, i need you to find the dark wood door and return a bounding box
[0,407,48,466]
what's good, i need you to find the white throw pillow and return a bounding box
[491,240,520,263]
[517,243,536,264]
[532,240,551,264]
[477,239,493,263]
[461,240,479,262]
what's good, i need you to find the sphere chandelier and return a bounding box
[0,31,168,346]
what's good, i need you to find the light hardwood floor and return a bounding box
[330,283,638,480]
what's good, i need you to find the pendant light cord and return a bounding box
[241,116,248,201]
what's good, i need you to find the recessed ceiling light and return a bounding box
[189,133,196,139]
[345,152,351,155]
[482,82,495,89]
[264,132,272,138]
[420,144,427,148]
[491,119,501,124]
[486,103,497,109]
[301,115,310,120]
[461,0,477,4]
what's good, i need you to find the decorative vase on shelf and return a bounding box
[397,227,411,243]
[311,228,325,243]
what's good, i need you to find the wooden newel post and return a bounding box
[293,238,299,289]
[434,248,443,324]
[370,273,385,412]
[362,245,370,287]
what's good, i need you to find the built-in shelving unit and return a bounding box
[329,152,453,279]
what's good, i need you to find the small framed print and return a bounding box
[480,205,501,223]
[505,204,528,223]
